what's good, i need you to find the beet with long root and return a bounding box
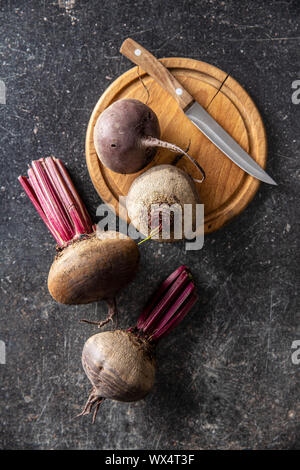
[79,265,197,422]
[93,98,206,176]
[18,157,139,325]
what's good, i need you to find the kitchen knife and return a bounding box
[120,38,276,185]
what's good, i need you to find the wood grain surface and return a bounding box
[86,57,267,234]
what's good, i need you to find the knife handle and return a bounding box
[120,38,194,110]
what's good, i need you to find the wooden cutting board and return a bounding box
[86,58,267,233]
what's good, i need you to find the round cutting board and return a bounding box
[86,58,267,233]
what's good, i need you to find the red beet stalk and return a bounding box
[18,157,94,247]
[134,265,198,342]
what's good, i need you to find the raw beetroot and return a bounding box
[127,164,202,242]
[93,98,205,178]
[79,265,197,422]
[19,157,139,324]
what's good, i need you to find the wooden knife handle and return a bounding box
[120,38,194,110]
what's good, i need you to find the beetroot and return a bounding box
[93,98,206,177]
[19,157,139,325]
[79,265,197,422]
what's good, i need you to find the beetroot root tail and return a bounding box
[77,389,105,423]
[141,136,205,183]
[80,297,118,329]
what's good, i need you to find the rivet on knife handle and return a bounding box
[120,38,194,110]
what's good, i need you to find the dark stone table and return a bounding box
[0,0,299,450]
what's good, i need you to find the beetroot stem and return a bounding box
[18,157,94,246]
[151,281,194,334]
[43,158,87,236]
[152,292,198,341]
[137,265,197,341]
[30,161,73,242]
[137,265,187,329]
[51,158,93,231]
[18,176,64,245]
[140,270,190,334]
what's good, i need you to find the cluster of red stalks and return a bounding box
[18,157,94,247]
[131,265,197,342]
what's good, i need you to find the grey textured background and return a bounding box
[0,0,299,450]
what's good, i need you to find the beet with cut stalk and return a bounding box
[93,98,206,175]
[79,265,197,423]
[127,164,203,242]
[18,157,139,324]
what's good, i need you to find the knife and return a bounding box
[120,38,277,185]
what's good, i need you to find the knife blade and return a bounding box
[120,38,276,185]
